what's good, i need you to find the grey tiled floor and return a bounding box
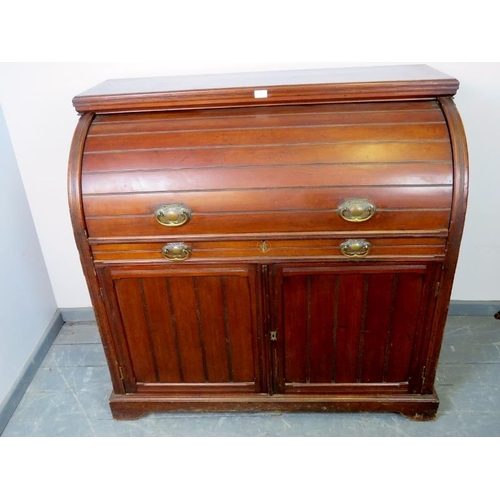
[2,316,500,436]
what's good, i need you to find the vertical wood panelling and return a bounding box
[167,277,206,383]
[386,274,425,382]
[356,276,370,382]
[115,279,156,382]
[335,274,365,383]
[283,275,308,383]
[140,278,181,383]
[309,275,336,383]
[331,276,340,382]
[110,269,258,387]
[193,278,210,382]
[360,274,396,383]
[223,277,255,382]
[195,277,231,382]
[306,277,311,382]
[278,265,434,392]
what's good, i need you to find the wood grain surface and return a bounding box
[82,101,453,239]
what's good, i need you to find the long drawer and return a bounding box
[91,236,447,264]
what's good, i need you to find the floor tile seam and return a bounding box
[442,342,500,346]
[436,384,500,388]
[437,382,500,385]
[439,362,500,365]
[31,366,110,372]
[442,343,500,347]
[64,321,98,325]
[40,364,109,367]
[25,387,111,396]
[8,418,105,426]
[39,368,109,371]
[51,342,103,346]
[443,337,500,340]
[435,410,500,416]
[52,342,103,346]
[443,344,500,347]
[4,415,291,424]
[436,378,500,382]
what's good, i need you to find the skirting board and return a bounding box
[448,301,500,317]
[61,302,500,323]
[0,310,64,436]
[60,307,96,322]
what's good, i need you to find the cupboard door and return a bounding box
[273,263,439,395]
[98,264,263,395]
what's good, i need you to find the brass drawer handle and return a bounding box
[161,242,192,261]
[155,204,192,227]
[338,199,376,222]
[340,239,371,258]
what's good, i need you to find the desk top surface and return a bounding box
[73,65,459,114]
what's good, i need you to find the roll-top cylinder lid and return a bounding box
[72,64,459,114]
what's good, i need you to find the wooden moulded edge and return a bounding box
[109,392,440,421]
[73,65,459,113]
[420,97,470,393]
[73,80,460,114]
[67,112,128,395]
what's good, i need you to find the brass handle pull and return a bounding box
[161,242,192,261]
[155,204,192,227]
[338,199,376,222]
[340,239,371,258]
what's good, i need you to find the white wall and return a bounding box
[0,104,58,407]
[0,62,498,306]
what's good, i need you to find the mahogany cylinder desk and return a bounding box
[68,65,468,420]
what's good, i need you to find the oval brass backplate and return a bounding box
[340,239,371,257]
[338,199,376,222]
[155,204,192,227]
[161,242,192,261]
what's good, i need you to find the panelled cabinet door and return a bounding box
[272,263,441,396]
[98,264,264,395]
